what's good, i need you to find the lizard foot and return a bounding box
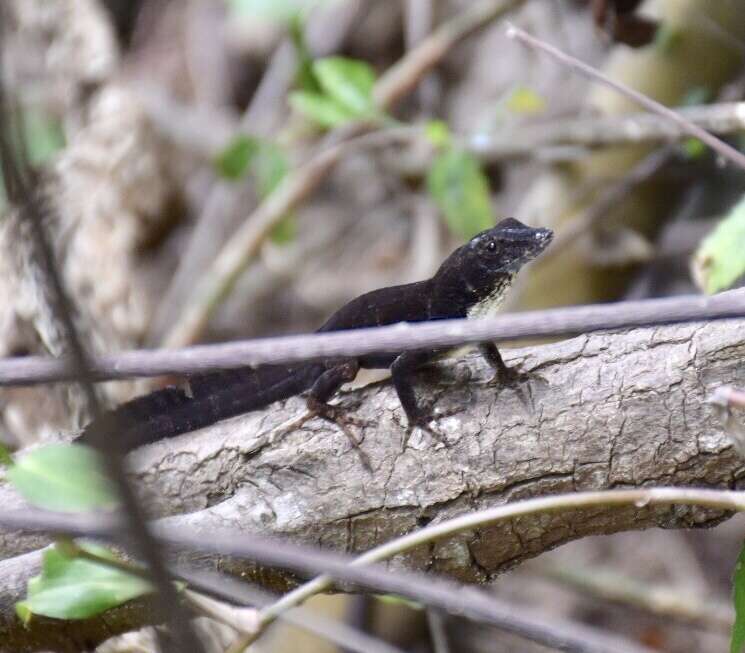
[401,406,461,450]
[486,363,531,388]
[308,399,373,470]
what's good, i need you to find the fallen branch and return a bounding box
[0,319,743,646]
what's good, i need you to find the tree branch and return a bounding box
[0,318,743,646]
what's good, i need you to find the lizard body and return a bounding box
[79,218,552,451]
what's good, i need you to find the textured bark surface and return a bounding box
[1,320,745,650]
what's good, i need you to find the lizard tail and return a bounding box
[77,363,326,452]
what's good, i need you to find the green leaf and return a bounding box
[214,135,259,180]
[7,444,119,512]
[427,148,494,240]
[692,194,745,294]
[312,57,376,115]
[424,120,451,148]
[289,16,320,93]
[682,137,706,159]
[732,542,745,653]
[0,443,13,468]
[289,91,357,128]
[16,542,152,623]
[505,86,546,115]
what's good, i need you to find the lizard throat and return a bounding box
[466,274,515,319]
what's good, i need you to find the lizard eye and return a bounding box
[486,240,497,252]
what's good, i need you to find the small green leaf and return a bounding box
[682,137,706,159]
[214,135,259,180]
[312,57,376,115]
[7,444,119,512]
[692,194,745,294]
[732,542,745,653]
[289,91,357,128]
[289,16,320,93]
[16,542,152,623]
[505,86,546,115]
[427,148,494,240]
[424,120,451,148]
[0,443,13,468]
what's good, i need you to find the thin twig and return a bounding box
[66,541,410,653]
[161,0,525,349]
[140,91,745,165]
[179,571,408,653]
[374,0,525,108]
[466,101,745,162]
[2,288,744,386]
[235,486,745,649]
[0,18,202,653]
[505,24,745,172]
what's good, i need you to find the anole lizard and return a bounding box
[79,218,552,453]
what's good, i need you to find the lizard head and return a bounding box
[467,217,553,274]
[431,218,552,318]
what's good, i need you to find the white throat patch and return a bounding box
[466,274,514,319]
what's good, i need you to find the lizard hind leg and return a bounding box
[306,360,373,470]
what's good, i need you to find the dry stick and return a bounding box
[504,24,745,173]
[211,487,745,652]
[140,92,745,164]
[466,101,745,162]
[179,572,407,653]
[2,288,745,386]
[161,0,525,350]
[0,28,202,653]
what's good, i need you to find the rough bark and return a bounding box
[1,319,745,650]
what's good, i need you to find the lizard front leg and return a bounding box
[391,349,451,446]
[306,360,372,467]
[480,341,525,386]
